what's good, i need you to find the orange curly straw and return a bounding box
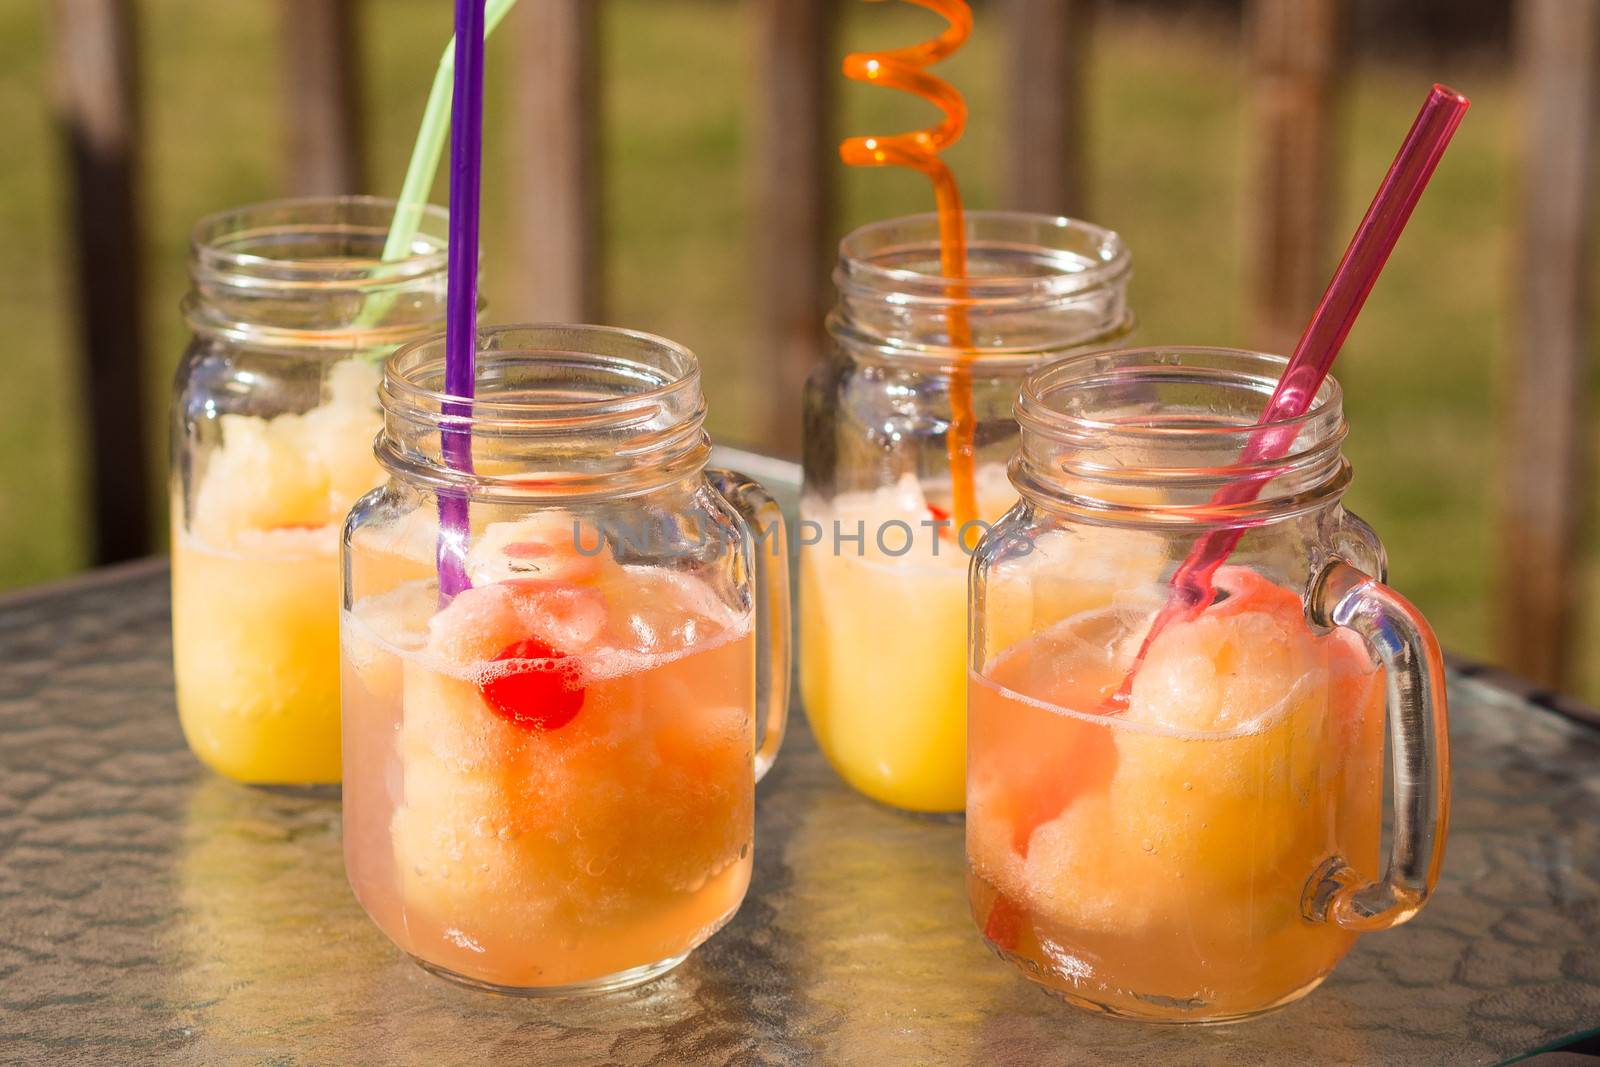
[840,0,979,532]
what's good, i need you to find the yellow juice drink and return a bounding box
[172,359,383,785]
[801,211,1134,814]
[800,467,1013,813]
[967,566,1386,1021]
[342,515,756,991]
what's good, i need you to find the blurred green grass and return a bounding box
[2,2,1594,696]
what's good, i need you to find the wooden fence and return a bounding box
[49,0,1598,692]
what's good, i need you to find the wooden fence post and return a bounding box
[49,0,151,564]
[754,0,835,458]
[1004,0,1092,217]
[509,0,600,322]
[1244,0,1343,357]
[280,0,365,196]
[1499,0,1600,689]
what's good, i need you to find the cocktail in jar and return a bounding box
[802,212,1134,813]
[967,348,1450,1022]
[342,325,789,993]
[170,197,450,786]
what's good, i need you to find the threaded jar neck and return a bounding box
[378,324,710,500]
[184,196,450,351]
[1013,347,1350,528]
[828,211,1133,374]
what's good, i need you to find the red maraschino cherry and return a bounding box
[478,636,586,731]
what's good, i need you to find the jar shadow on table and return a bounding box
[166,775,800,1064]
[168,777,360,1057]
[964,967,1384,1064]
[769,744,1406,1065]
[768,746,999,1062]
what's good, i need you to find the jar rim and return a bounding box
[383,323,702,420]
[1011,347,1350,527]
[377,324,710,499]
[190,195,450,289]
[836,210,1131,305]
[1018,346,1343,443]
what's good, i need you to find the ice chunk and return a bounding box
[1124,568,1318,737]
[506,581,608,656]
[302,358,383,512]
[610,566,746,656]
[426,584,526,666]
[193,412,332,543]
[190,357,382,547]
[425,575,612,669]
[1022,793,1159,937]
[467,513,616,588]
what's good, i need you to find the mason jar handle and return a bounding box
[1304,559,1451,932]
[707,468,791,782]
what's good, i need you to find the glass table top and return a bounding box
[2,453,1597,1065]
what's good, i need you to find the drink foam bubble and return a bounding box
[344,571,753,686]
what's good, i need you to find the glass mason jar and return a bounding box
[801,211,1133,814]
[341,324,790,995]
[967,347,1450,1023]
[170,196,451,787]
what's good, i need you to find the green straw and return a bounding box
[356,0,520,334]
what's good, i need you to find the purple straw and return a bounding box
[437,0,488,599]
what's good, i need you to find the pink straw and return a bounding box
[437,0,488,599]
[1113,84,1470,703]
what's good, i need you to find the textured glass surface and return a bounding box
[3,541,1599,1063]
